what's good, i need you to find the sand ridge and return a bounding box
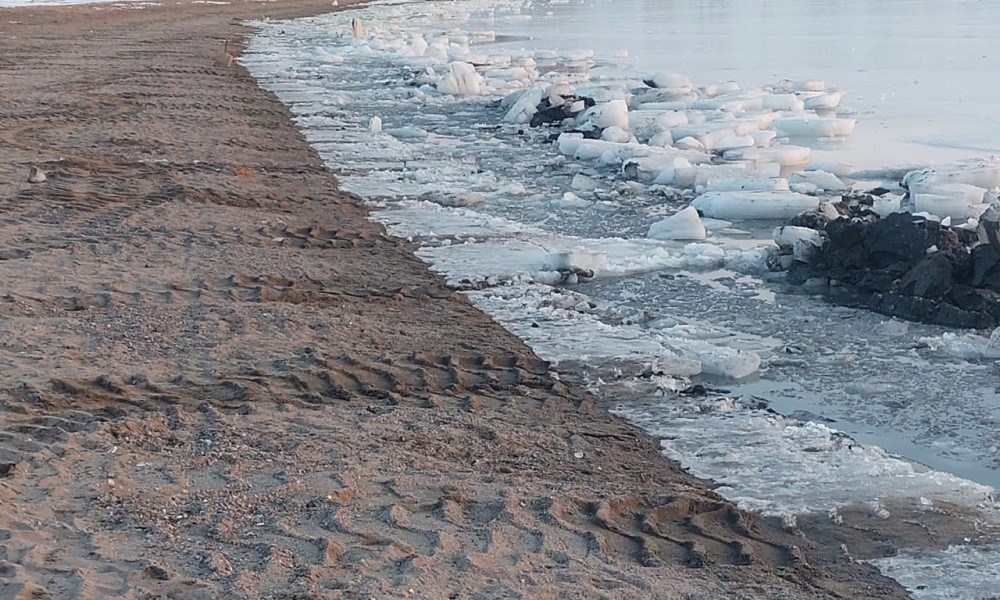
[0,0,938,597]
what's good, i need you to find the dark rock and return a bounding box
[786,211,829,230]
[825,218,870,252]
[898,253,953,299]
[949,285,987,312]
[865,212,940,268]
[969,243,1000,287]
[856,268,901,293]
[871,292,995,329]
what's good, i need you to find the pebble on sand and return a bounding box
[28,166,46,183]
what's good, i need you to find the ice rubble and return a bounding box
[288,0,869,223]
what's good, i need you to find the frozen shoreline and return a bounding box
[237,1,1000,595]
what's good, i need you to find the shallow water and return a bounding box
[239,0,1000,595]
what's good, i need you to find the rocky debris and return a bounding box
[772,194,1000,328]
[28,166,46,183]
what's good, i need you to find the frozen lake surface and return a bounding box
[492,0,1000,170]
[229,0,1000,596]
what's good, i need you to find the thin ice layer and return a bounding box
[870,544,1000,600]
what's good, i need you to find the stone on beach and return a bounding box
[27,166,46,183]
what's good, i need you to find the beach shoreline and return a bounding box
[0,1,990,597]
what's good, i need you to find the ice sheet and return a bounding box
[497,0,1000,170]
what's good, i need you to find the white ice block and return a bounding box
[572,139,633,160]
[631,100,692,111]
[703,80,740,97]
[911,183,988,220]
[645,72,693,89]
[761,93,805,112]
[791,182,821,195]
[745,130,775,148]
[571,173,603,191]
[904,161,1000,191]
[671,121,735,139]
[621,150,711,183]
[774,225,824,262]
[790,170,848,192]
[542,248,608,274]
[674,136,706,152]
[802,90,846,110]
[629,110,688,141]
[771,117,855,138]
[648,130,674,147]
[793,79,825,92]
[601,126,631,143]
[692,96,762,112]
[872,195,903,217]
[724,145,812,167]
[661,338,762,379]
[713,134,755,152]
[408,35,428,57]
[774,225,823,248]
[692,190,820,220]
[437,61,483,95]
[384,126,428,140]
[684,164,751,189]
[577,98,629,130]
[502,87,544,124]
[631,88,698,107]
[806,161,855,178]
[705,176,789,192]
[556,133,585,156]
[647,206,707,241]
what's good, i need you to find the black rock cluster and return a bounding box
[779,196,1000,329]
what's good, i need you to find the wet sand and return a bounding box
[0,1,991,598]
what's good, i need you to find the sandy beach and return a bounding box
[0,1,993,597]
